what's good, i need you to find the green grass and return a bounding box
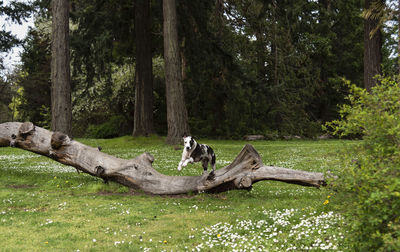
[0,137,352,251]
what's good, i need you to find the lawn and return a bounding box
[0,137,351,251]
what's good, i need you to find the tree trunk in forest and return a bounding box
[51,0,72,136]
[0,122,331,195]
[133,0,154,137]
[163,0,190,145]
[364,0,382,92]
[272,0,278,87]
[398,0,400,74]
[255,31,267,81]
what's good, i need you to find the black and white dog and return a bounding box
[177,136,216,175]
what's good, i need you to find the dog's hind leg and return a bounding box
[206,154,216,180]
[202,159,208,173]
[211,153,216,173]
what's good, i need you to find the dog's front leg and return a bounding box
[177,160,184,171]
[178,150,189,171]
[183,157,194,167]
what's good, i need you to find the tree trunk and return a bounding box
[0,122,330,195]
[133,0,154,137]
[255,31,267,81]
[364,0,382,92]
[398,0,400,74]
[163,0,190,145]
[272,0,278,87]
[51,0,72,136]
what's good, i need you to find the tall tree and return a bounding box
[51,0,72,135]
[133,0,154,136]
[163,0,189,144]
[364,0,383,91]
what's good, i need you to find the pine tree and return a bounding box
[51,0,72,135]
[163,0,190,144]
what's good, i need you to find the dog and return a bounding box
[177,135,216,175]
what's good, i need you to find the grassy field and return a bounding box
[0,137,352,251]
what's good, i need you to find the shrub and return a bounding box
[326,76,400,251]
[85,115,129,139]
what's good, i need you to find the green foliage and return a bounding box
[15,17,51,128]
[71,61,135,137]
[7,86,24,122]
[326,76,400,251]
[85,115,129,139]
[0,79,13,122]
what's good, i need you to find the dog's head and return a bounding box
[183,136,196,152]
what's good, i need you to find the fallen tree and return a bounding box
[0,122,329,194]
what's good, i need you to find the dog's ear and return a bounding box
[182,132,187,138]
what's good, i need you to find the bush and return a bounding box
[326,76,400,251]
[85,115,129,139]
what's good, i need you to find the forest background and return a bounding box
[0,0,397,139]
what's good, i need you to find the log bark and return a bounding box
[0,122,328,195]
